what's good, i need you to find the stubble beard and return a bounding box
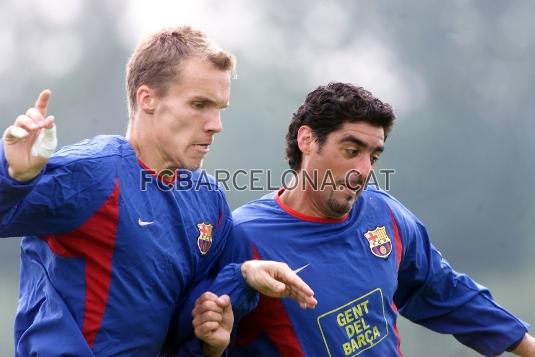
[326,191,357,216]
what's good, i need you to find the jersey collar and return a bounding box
[274,188,350,224]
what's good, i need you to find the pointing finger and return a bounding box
[35,89,51,117]
[277,265,315,296]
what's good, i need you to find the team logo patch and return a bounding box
[197,223,213,255]
[364,226,392,259]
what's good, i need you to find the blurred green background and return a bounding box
[1,0,534,355]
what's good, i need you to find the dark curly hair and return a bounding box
[285,82,396,171]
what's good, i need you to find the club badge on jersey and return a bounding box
[197,223,213,255]
[364,226,392,259]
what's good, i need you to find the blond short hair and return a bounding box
[126,26,236,119]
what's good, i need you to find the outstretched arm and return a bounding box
[392,206,530,356]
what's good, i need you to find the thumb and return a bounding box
[223,300,233,315]
[216,294,231,308]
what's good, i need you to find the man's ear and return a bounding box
[297,125,314,155]
[136,85,157,115]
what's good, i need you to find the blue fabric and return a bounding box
[224,186,529,357]
[1,135,239,356]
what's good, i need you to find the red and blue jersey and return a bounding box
[0,135,246,356]
[223,187,529,357]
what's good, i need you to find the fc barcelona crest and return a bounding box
[364,226,392,259]
[197,223,213,255]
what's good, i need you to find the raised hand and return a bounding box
[240,260,318,309]
[192,292,233,357]
[2,89,57,181]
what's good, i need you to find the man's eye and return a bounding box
[371,156,379,165]
[192,102,207,109]
[346,149,358,156]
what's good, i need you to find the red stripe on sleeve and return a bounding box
[389,209,403,271]
[388,210,404,356]
[216,209,223,228]
[43,180,120,347]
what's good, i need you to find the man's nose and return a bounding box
[354,155,373,176]
[205,110,223,133]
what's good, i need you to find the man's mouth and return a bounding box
[338,184,362,194]
[337,179,364,193]
[193,144,210,153]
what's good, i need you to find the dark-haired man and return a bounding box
[0,26,316,357]
[221,82,535,356]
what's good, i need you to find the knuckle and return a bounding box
[202,291,216,299]
[206,300,219,309]
[15,115,27,124]
[27,108,42,120]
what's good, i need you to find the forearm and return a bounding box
[0,144,41,232]
[511,333,535,356]
[209,263,259,316]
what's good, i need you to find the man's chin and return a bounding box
[183,159,204,171]
[327,197,354,216]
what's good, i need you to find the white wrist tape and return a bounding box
[31,125,57,158]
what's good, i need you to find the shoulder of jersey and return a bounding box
[49,135,129,167]
[361,185,416,223]
[232,191,278,226]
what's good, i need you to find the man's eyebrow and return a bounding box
[338,134,384,153]
[191,96,229,109]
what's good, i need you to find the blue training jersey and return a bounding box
[0,135,249,356]
[222,187,529,357]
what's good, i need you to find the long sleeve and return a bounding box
[173,338,213,357]
[392,206,529,356]
[0,141,116,237]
